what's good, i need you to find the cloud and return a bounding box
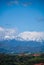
[7,0,32,7]
[0,27,17,40]
[37,17,44,22]
[0,27,4,31]
[7,0,19,6]
[0,27,44,42]
[21,2,32,7]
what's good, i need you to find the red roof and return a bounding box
[34,63,44,65]
[33,54,40,56]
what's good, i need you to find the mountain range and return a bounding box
[0,39,44,54]
[0,28,44,54]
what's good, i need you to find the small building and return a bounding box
[33,54,40,57]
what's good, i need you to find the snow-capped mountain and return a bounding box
[4,31,44,42]
[0,27,44,42]
[16,31,44,42]
[0,27,44,54]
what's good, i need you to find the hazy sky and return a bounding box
[0,0,44,32]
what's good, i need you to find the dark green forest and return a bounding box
[0,53,44,65]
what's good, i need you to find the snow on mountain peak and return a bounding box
[0,27,44,42]
[16,31,44,42]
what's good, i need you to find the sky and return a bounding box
[0,0,44,32]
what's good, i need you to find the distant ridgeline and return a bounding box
[0,39,44,54]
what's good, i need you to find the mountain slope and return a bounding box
[0,39,44,54]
